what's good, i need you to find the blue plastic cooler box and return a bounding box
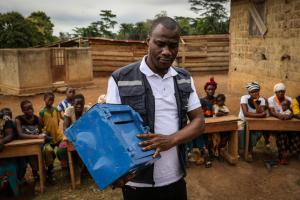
[64,104,157,190]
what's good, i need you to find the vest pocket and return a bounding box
[118,86,146,115]
[178,83,194,111]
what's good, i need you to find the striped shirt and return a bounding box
[57,99,72,112]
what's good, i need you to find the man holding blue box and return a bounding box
[106,16,205,200]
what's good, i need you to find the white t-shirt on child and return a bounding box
[238,95,266,121]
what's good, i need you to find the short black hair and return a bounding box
[44,92,55,100]
[216,94,226,101]
[74,94,85,102]
[0,107,12,118]
[66,87,75,93]
[149,16,180,36]
[20,99,31,109]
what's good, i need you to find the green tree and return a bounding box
[27,11,56,43]
[174,16,193,35]
[73,10,117,38]
[189,0,228,19]
[0,11,43,48]
[188,0,229,34]
[117,23,134,39]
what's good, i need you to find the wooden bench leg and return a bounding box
[244,125,250,161]
[68,151,76,189]
[223,130,238,165]
[37,149,45,193]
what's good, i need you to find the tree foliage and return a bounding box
[0,12,43,48]
[73,10,117,38]
[27,11,55,43]
[188,0,229,34]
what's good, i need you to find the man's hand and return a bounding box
[137,133,176,158]
[0,139,4,152]
[111,173,136,189]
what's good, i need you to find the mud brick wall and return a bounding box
[228,0,300,112]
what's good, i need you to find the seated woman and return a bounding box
[0,108,19,196]
[200,77,217,117]
[268,83,296,164]
[239,82,267,161]
[188,77,217,167]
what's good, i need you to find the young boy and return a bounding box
[63,94,90,185]
[57,87,75,120]
[40,92,67,170]
[15,100,55,183]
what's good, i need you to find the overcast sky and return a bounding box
[0,0,214,36]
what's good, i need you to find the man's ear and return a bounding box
[146,36,150,45]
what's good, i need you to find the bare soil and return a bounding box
[1,72,299,200]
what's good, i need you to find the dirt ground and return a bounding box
[1,72,300,200]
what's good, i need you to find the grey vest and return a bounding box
[112,60,193,185]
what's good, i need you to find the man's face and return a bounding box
[146,24,179,75]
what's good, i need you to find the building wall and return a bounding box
[0,50,20,94]
[0,48,93,95]
[66,48,93,85]
[18,49,53,94]
[228,0,300,112]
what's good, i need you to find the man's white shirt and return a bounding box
[106,56,201,187]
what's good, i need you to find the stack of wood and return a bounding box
[89,38,147,72]
[177,35,229,72]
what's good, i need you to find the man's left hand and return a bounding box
[137,133,176,158]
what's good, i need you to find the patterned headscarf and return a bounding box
[204,77,217,90]
[246,82,260,92]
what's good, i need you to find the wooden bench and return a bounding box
[244,117,300,160]
[204,115,239,164]
[0,139,45,193]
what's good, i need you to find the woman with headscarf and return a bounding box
[238,82,267,161]
[268,83,296,164]
[200,77,218,117]
[187,77,218,167]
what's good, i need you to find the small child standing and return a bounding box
[212,94,230,157]
[40,93,67,171]
[57,87,75,120]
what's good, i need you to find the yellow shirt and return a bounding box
[292,98,300,115]
[39,107,63,144]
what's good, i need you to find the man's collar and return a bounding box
[139,56,178,79]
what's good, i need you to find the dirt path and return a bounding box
[1,72,300,200]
